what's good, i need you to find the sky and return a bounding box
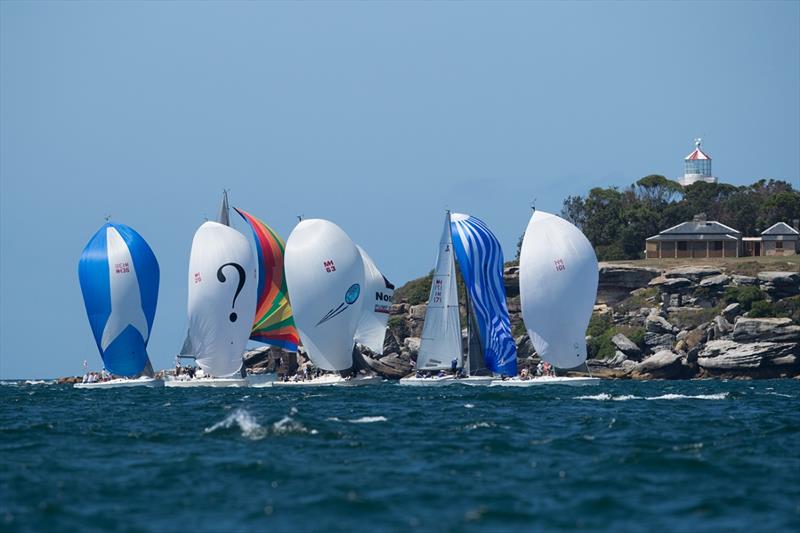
[1,1,798,379]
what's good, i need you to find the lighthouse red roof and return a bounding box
[685,139,711,160]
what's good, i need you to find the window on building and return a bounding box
[713,241,723,250]
[677,242,687,251]
[776,241,784,249]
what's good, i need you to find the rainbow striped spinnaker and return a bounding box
[235,208,300,351]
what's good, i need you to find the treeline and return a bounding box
[558,177,800,261]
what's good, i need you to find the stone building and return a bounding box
[742,222,799,257]
[645,215,740,259]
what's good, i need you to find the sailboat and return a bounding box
[166,192,257,387]
[76,222,162,388]
[353,245,395,354]
[234,207,300,387]
[400,211,515,386]
[492,209,600,387]
[280,219,383,386]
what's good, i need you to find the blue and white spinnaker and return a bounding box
[78,223,159,377]
[450,213,517,376]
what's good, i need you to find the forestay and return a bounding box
[450,213,517,376]
[417,212,462,370]
[187,221,257,377]
[354,245,395,354]
[78,223,159,377]
[285,219,365,371]
[519,210,599,368]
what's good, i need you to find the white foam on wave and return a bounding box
[24,380,49,385]
[645,393,728,401]
[349,416,387,424]
[272,415,318,435]
[205,409,267,440]
[464,403,475,408]
[576,392,729,401]
[465,421,493,430]
[576,393,612,401]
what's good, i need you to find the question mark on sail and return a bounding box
[217,262,246,322]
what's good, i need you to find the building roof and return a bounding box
[761,222,799,236]
[646,219,742,242]
[647,233,739,242]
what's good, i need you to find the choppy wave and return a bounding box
[576,392,729,401]
[204,409,267,440]
[349,416,387,424]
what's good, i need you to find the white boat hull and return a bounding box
[273,374,381,387]
[164,377,246,388]
[74,377,163,389]
[490,376,601,387]
[398,375,456,387]
[452,376,495,386]
[245,374,279,388]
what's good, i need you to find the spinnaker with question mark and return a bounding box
[185,221,256,378]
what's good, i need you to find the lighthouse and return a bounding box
[678,138,717,187]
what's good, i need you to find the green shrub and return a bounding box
[748,300,779,318]
[393,271,433,305]
[724,286,766,311]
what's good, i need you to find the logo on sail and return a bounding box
[316,283,361,326]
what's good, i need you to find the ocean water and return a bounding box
[1,379,798,532]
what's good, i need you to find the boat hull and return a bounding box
[398,375,456,387]
[452,376,495,386]
[490,376,601,387]
[74,377,163,389]
[164,377,246,388]
[245,374,279,388]
[273,374,381,387]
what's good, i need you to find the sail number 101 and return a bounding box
[554,259,566,272]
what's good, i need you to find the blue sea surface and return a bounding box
[1,379,799,532]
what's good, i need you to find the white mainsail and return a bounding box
[285,219,365,372]
[354,245,394,354]
[187,221,257,377]
[417,212,462,370]
[519,210,599,369]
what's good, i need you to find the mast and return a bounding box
[218,189,230,226]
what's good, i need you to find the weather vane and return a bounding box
[695,137,702,148]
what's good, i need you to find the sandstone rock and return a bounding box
[636,350,684,376]
[712,315,733,337]
[389,303,409,315]
[620,360,638,373]
[611,333,641,358]
[360,352,412,379]
[504,269,520,297]
[664,266,722,282]
[646,313,678,334]
[403,336,421,353]
[648,276,694,292]
[644,332,676,351]
[698,340,798,370]
[515,335,536,359]
[722,303,742,322]
[731,275,758,286]
[699,274,730,289]
[757,271,800,298]
[732,317,800,343]
[597,264,661,304]
[409,304,427,320]
[607,350,628,367]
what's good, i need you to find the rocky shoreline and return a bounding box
[247,261,798,382]
[58,261,799,384]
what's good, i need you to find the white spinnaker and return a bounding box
[285,219,365,371]
[519,210,599,369]
[187,221,257,377]
[101,227,150,351]
[354,245,394,354]
[417,212,462,370]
